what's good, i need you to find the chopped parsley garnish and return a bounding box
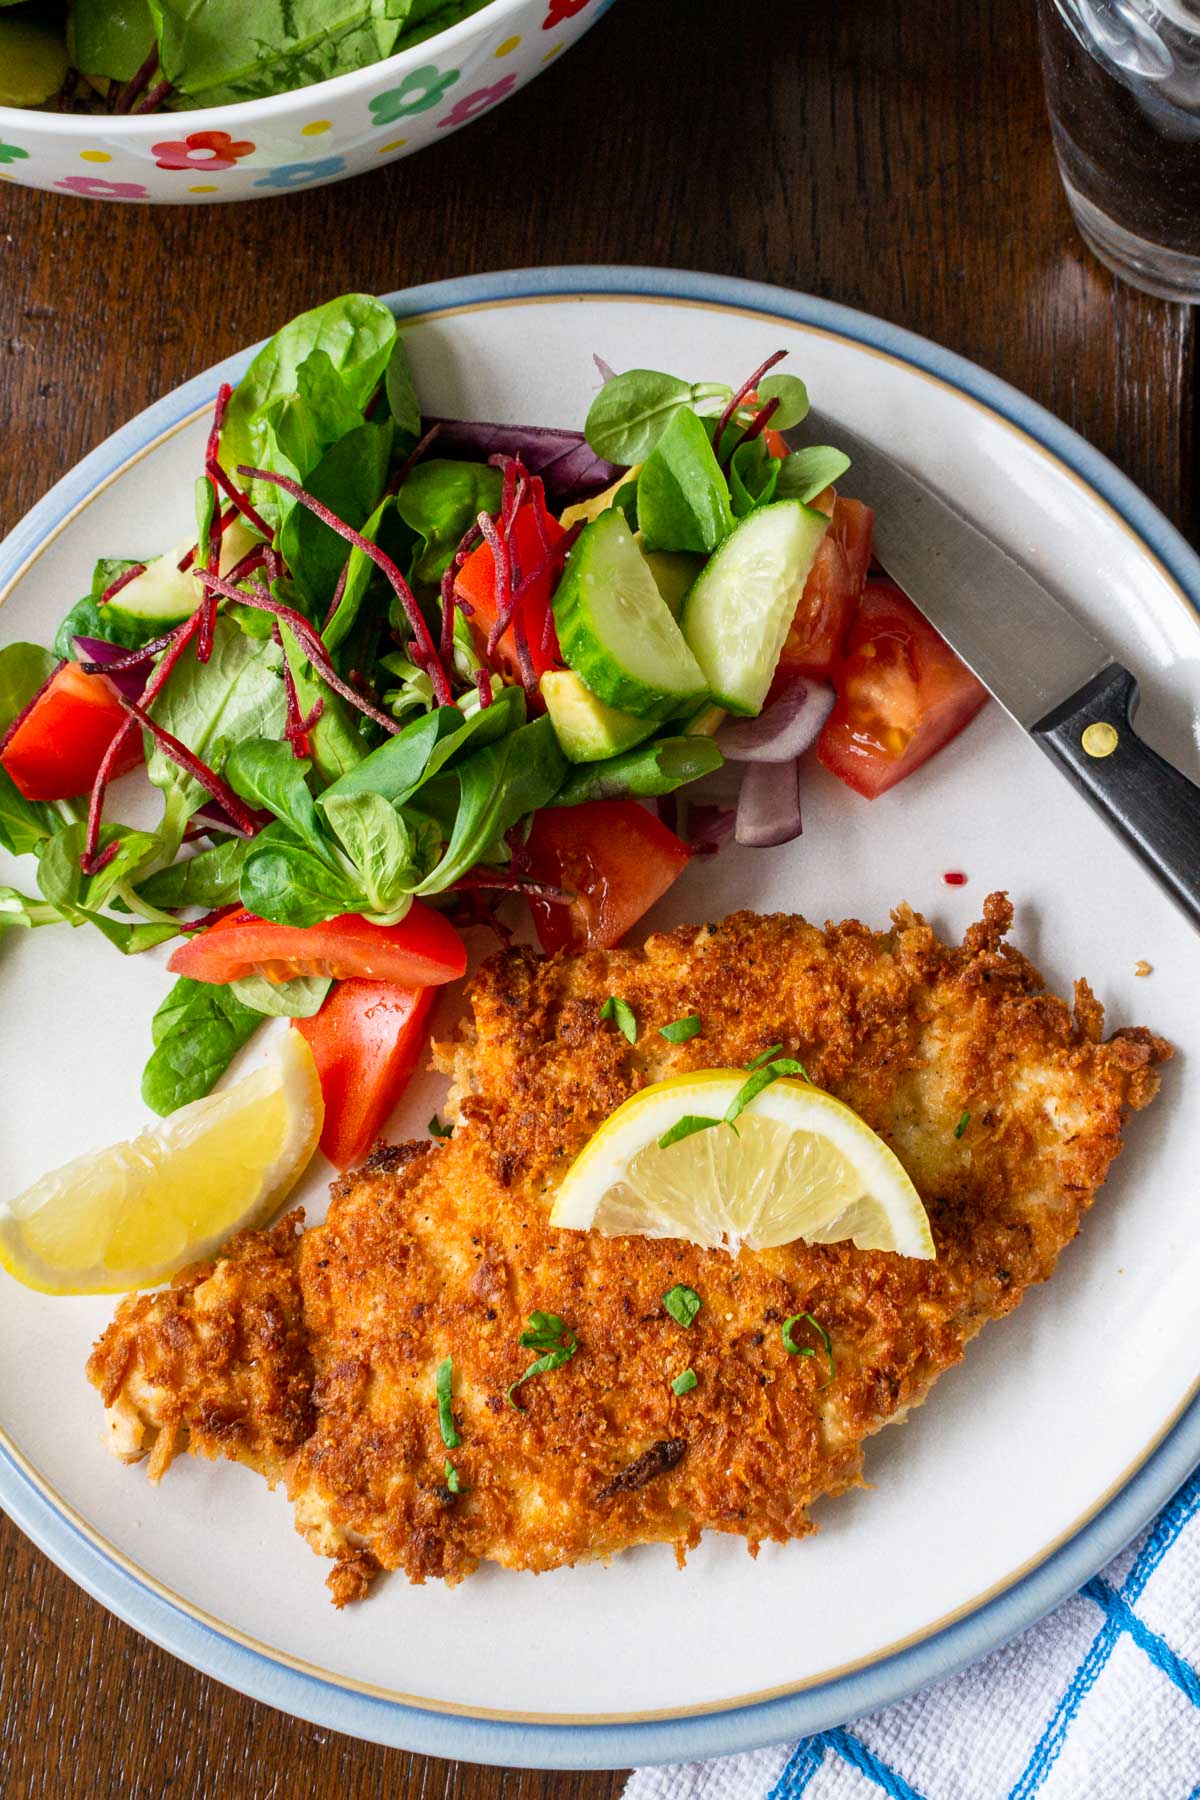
[782,1312,835,1387]
[660,1012,702,1044]
[657,1113,722,1150]
[519,1310,568,1349]
[601,994,638,1045]
[507,1312,578,1410]
[429,1115,454,1139]
[662,1283,702,1328]
[444,1460,466,1494]
[724,1057,808,1128]
[746,1043,784,1071]
[671,1368,698,1396]
[436,1355,461,1448]
[955,1110,971,1139]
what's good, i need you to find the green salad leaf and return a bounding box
[70,0,158,81]
[279,418,393,613]
[230,972,332,1017]
[137,836,251,910]
[148,0,411,107]
[142,976,263,1116]
[637,407,735,555]
[394,458,503,588]
[551,736,722,808]
[775,446,852,504]
[585,369,731,465]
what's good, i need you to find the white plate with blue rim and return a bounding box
[1,267,1198,1769]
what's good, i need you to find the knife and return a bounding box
[799,413,1200,929]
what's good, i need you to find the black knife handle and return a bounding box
[1032,664,1200,929]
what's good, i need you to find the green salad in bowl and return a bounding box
[0,0,495,111]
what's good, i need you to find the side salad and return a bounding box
[0,292,986,1172]
[0,0,493,112]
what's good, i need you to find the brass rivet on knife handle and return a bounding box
[1081,722,1119,759]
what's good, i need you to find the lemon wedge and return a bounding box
[550,1070,935,1258]
[0,1031,323,1295]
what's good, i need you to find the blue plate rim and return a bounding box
[1,264,1198,1769]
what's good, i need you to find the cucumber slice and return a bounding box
[681,501,828,716]
[541,670,658,764]
[108,521,259,627]
[552,509,708,720]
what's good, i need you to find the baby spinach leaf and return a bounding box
[70,0,157,80]
[320,685,524,811]
[0,641,56,735]
[239,823,364,928]
[728,439,780,517]
[637,408,735,555]
[385,335,421,438]
[0,770,59,859]
[279,419,394,613]
[225,738,327,859]
[142,976,263,1116]
[137,836,250,910]
[145,619,287,850]
[220,293,396,483]
[277,628,370,786]
[774,447,852,504]
[585,369,732,465]
[551,735,723,807]
[229,972,332,1017]
[415,716,566,894]
[54,593,164,660]
[265,347,367,482]
[394,458,502,587]
[756,373,810,430]
[150,0,409,107]
[322,493,390,655]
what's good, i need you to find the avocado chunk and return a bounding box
[541,670,658,765]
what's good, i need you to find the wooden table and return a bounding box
[0,0,1194,1791]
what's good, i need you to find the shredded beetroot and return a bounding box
[132,77,172,113]
[729,394,781,464]
[197,569,403,736]
[79,628,180,675]
[222,543,269,588]
[323,559,351,633]
[98,562,147,606]
[0,658,66,758]
[206,458,272,542]
[114,45,158,113]
[474,667,493,708]
[711,349,788,469]
[238,465,451,705]
[82,611,203,872]
[176,902,243,934]
[477,512,512,657]
[387,421,443,496]
[119,696,261,836]
[273,622,325,758]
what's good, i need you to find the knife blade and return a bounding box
[795,413,1200,927]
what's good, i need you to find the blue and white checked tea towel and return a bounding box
[626,1466,1200,1800]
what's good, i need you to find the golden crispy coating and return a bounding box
[87,896,1169,1603]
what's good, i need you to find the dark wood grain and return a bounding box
[0,0,1194,1789]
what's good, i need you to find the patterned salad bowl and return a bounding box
[0,0,613,204]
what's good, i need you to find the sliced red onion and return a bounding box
[717,677,835,763]
[735,758,803,847]
[71,636,151,703]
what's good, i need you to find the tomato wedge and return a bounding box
[769,496,874,694]
[0,660,142,801]
[168,903,466,988]
[523,799,691,953]
[295,980,435,1171]
[817,581,988,799]
[456,493,565,686]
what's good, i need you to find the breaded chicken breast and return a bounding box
[87,896,1169,1604]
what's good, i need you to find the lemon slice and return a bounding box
[550,1070,935,1258]
[0,1031,323,1295]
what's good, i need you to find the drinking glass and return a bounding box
[1037,0,1200,301]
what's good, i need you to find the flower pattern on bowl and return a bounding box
[368,64,460,125]
[543,0,592,26]
[254,155,347,190]
[55,175,150,200]
[0,141,29,165]
[152,129,256,173]
[437,74,517,128]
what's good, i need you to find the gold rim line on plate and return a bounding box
[0,286,1197,1729]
